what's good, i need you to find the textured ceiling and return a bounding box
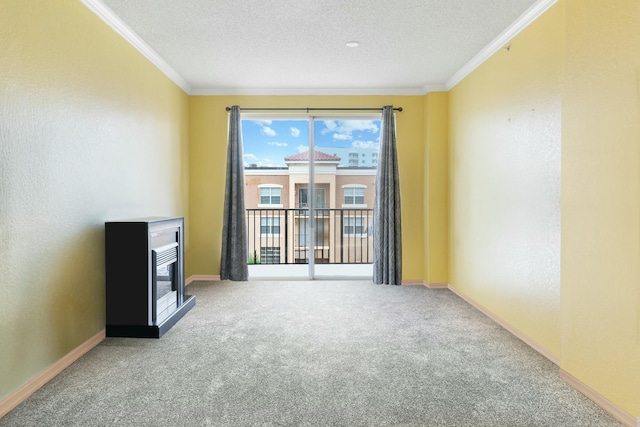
[90,0,550,94]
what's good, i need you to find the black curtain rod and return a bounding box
[225,106,402,112]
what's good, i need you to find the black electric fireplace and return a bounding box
[105,217,195,338]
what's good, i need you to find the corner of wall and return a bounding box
[423,92,450,285]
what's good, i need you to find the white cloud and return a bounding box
[352,140,379,150]
[321,121,338,134]
[244,153,261,167]
[297,145,309,152]
[346,120,379,133]
[252,119,272,126]
[261,126,277,137]
[320,120,379,138]
[290,127,301,137]
[332,133,352,141]
[244,154,279,167]
[268,141,288,147]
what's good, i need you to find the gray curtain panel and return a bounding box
[220,105,249,281]
[373,105,402,285]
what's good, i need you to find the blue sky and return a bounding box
[242,119,381,167]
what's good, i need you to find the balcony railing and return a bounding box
[246,208,374,265]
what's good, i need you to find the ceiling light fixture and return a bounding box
[346,41,360,48]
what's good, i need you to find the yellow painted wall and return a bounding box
[6,0,635,420]
[424,92,449,284]
[448,2,563,357]
[0,0,189,401]
[187,96,425,280]
[561,0,640,416]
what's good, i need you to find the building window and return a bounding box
[344,187,365,205]
[344,217,365,236]
[298,188,326,208]
[348,153,359,167]
[258,185,282,206]
[260,217,280,235]
[297,218,326,246]
[260,247,280,264]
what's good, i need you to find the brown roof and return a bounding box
[284,150,341,161]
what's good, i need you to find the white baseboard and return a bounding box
[445,285,640,425]
[425,282,448,289]
[401,280,448,289]
[186,275,220,285]
[559,369,639,427]
[447,285,560,365]
[4,285,634,426]
[0,329,105,418]
[401,280,426,286]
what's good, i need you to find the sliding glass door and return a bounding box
[242,115,380,279]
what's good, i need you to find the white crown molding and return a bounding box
[81,0,192,94]
[421,83,449,94]
[189,86,430,96]
[82,0,555,97]
[445,0,558,90]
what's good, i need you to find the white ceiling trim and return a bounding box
[445,0,558,90]
[81,0,192,94]
[189,86,442,96]
[82,0,555,96]
[422,83,450,94]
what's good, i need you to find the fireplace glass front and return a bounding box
[152,242,179,324]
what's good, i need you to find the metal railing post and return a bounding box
[245,207,373,266]
[284,209,288,264]
[339,210,344,264]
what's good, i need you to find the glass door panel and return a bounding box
[311,117,379,278]
[241,115,380,279]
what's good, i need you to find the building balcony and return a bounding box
[246,208,374,266]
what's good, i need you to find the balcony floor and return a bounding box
[248,263,373,280]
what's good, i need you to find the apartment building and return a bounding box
[244,150,376,265]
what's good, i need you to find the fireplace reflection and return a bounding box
[152,242,179,324]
